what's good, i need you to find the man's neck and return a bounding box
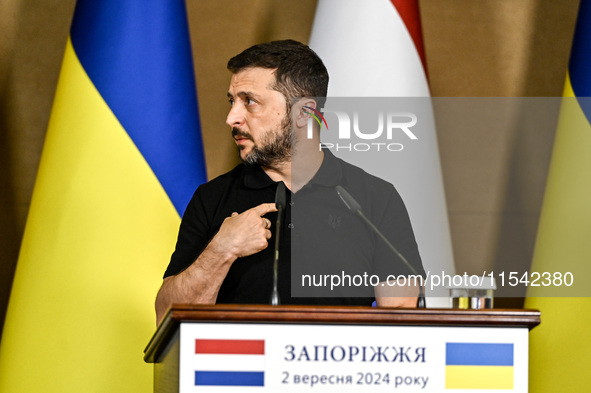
[262,160,292,190]
[263,148,324,193]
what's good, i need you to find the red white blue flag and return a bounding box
[194,339,266,387]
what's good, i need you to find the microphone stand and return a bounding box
[270,182,286,305]
[336,185,426,308]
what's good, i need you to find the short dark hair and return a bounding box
[227,40,329,104]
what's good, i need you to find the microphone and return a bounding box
[335,185,426,308]
[270,181,286,305]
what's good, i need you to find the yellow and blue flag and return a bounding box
[0,0,206,392]
[445,342,514,389]
[525,0,591,391]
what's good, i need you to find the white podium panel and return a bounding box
[179,323,527,392]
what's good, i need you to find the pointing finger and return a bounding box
[251,202,278,217]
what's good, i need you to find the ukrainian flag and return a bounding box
[525,0,591,390]
[445,343,514,390]
[0,1,206,392]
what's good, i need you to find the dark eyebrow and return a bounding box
[227,91,259,100]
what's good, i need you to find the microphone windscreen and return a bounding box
[336,185,362,214]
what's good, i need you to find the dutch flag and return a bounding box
[194,339,265,387]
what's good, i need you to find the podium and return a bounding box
[145,305,540,392]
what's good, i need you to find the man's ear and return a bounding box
[294,99,318,129]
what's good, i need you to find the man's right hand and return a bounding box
[209,202,278,259]
[155,202,278,323]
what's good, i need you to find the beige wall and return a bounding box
[0,0,580,332]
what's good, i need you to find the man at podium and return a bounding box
[155,40,425,324]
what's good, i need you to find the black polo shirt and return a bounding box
[165,149,424,306]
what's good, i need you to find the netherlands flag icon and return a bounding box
[194,339,265,387]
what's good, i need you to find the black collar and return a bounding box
[242,164,275,190]
[241,149,343,190]
[308,149,342,187]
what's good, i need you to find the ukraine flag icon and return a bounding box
[445,342,514,390]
